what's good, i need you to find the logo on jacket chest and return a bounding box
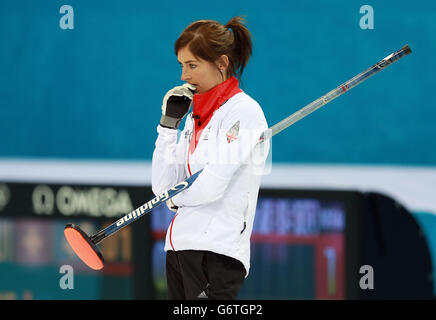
[226,121,240,143]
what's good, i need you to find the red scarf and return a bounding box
[188,76,242,155]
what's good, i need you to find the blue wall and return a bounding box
[1,0,435,165]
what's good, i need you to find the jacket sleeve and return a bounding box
[151,124,188,196]
[171,101,269,207]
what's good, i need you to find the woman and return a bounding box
[152,16,269,299]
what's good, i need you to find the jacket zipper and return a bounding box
[171,116,194,251]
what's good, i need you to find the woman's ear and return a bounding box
[216,54,230,72]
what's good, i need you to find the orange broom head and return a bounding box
[64,224,104,270]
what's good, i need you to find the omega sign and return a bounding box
[32,184,134,218]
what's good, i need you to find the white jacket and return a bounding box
[151,91,269,276]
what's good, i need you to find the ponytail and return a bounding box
[225,16,253,78]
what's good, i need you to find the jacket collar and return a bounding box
[192,76,242,130]
[188,76,242,155]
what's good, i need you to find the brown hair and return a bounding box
[174,16,253,79]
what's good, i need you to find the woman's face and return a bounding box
[177,46,226,94]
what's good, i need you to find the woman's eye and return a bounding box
[189,64,197,69]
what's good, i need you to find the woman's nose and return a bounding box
[181,69,190,81]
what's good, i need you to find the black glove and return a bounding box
[160,83,195,129]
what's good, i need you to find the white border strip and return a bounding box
[0,159,435,214]
[0,158,152,186]
[261,164,436,214]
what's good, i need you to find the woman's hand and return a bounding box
[160,83,195,129]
